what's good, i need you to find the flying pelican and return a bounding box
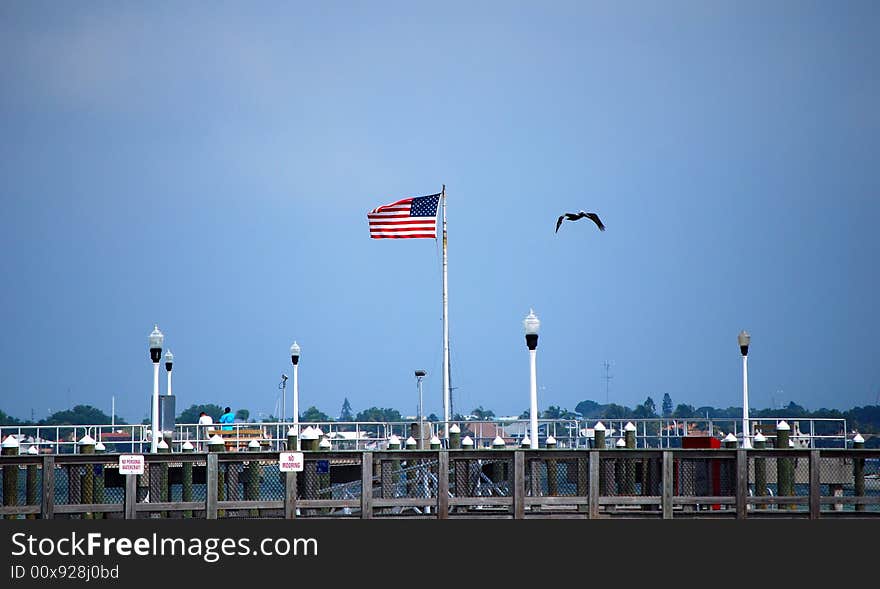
[555,211,605,233]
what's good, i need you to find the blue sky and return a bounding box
[1,1,878,423]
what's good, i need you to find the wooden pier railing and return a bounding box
[1,449,878,519]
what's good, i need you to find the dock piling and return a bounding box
[853,433,865,512]
[2,436,20,519]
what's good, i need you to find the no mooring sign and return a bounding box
[279,452,304,472]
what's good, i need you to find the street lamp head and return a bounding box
[523,309,540,350]
[415,369,427,378]
[149,325,164,363]
[164,349,173,372]
[290,341,301,366]
[738,330,750,356]
[523,309,540,335]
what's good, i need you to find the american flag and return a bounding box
[367,193,440,239]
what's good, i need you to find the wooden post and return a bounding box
[589,451,600,519]
[287,427,298,452]
[410,421,425,450]
[41,455,55,520]
[124,473,137,520]
[181,441,194,518]
[662,451,674,519]
[491,436,506,487]
[206,452,218,520]
[247,439,261,517]
[776,421,793,509]
[452,436,469,511]
[623,423,636,496]
[449,424,461,450]
[300,427,319,452]
[526,435,539,505]
[546,436,558,497]
[93,442,106,520]
[753,432,767,510]
[809,450,820,520]
[299,428,319,512]
[723,433,737,509]
[387,435,401,501]
[853,434,865,512]
[404,437,418,498]
[319,437,331,512]
[614,437,626,495]
[513,451,525,519]
[79,435,95,520]
[437,451,449,519]
[360,452,372,519]
[593,422,606,450]
[26,448,39,520]
[156,438,169,518]
[624,423,636,449]
[2,436,20,519]
[462,436,476,505]
[136,455,150,505]
[208,436,224,518]
[736,449,748,519]
[284,471,298,519]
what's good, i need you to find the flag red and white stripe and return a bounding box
[367,193,440,239]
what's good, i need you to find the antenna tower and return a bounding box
[604,360,613,404]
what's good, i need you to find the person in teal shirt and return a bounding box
[219,407,235,431]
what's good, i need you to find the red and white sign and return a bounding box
[119,454,145,475]
[279,452,304,472]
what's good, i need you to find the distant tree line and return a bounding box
[4,396,879,447]
[0,405,122,427]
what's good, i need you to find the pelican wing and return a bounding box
[585,212,606,231]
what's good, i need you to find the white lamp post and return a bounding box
[149,325,164,453]
[523,309,540,449]
[164,350,174,397]
[290,341,301,448]
[415,370,427,449]
[738,330,751,449]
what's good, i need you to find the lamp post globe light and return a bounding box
[523,309,540,449]
[290,341,301,449]
[738,330,751,449]
[149,325,164,453]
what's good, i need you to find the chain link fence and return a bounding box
[1,459,43,519]
[53,459,124,519]
[294,454,362,518]
[136,456,206,519]
[816,453,880,513]
[746,451,810,513]
[526,456,588,497]
[447,453,513,516]
[370,453,439,517]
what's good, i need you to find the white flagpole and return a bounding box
[441,185,451,441]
